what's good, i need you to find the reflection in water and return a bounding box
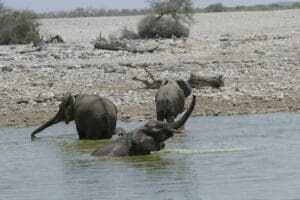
[0,113,299,200]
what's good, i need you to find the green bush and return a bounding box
[292,2,300,9]
[137,15,189,38]
[204,3,228,12]
[0,11,41,45]
[120,26,139,40]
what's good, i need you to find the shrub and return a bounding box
[292,2,300,9]
[137,15,189,38]
[120,26,139,40]
[149,0,194,23]
[0,11,41,45]
[0,1,5,14]
[204,3,228,12]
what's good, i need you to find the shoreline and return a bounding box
[1,96,298,128]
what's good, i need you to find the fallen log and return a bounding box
[132,69,224,89]
[132,66,162,88]
[18,46,43,54]
[188,73,224,88]
[94,41,159,53]
[132,76,162,89]
[94,41,127,51]
[128,46,159,54]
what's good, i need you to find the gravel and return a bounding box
[0,10,299,127]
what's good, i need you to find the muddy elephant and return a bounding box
[31,94,118,140]
[155,79,192,122]
[92,95,196,157]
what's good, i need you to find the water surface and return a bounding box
[0,113,299,200]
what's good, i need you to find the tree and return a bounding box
[0,11,41,44]
[0,0,6,14]
[137,0,193,38]
[149,0,194,23]
[204,3,227,12]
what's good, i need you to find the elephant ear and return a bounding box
[161,79,168,86]
[176,80,192,97]
[62,95,75,124]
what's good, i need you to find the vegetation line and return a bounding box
[1,1,300,19]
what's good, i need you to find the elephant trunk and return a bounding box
[168,95,196,130]
[31,112,62,139]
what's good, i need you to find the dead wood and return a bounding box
[132,76,162,89]
[128,46,159,54]
[94,41,159,53]
[94,41,127,51]
[18,46,43,54]
[188,73,224,88]
[132,69,224,89]
[47,35,65,43]
[132,65,162,89]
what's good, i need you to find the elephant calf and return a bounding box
[31,94,118,140]
[92,95,196,157]
[155,79,192,122]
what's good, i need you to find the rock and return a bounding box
[104,65,117,73]
[254,50,266,55]
[1,66,13,72]
[34,92,55,103]
[17,99,30,104]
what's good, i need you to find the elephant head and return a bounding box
[31,95,75,139]
[92,95,196,157]
[132,94,196,151]
[161,79,191,98]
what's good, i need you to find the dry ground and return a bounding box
[0,10,299,127]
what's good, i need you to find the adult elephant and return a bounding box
[31,94,118,140]
[155,79,192,122]
[92,95,196,157]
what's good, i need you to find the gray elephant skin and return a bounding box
[155,79,192,122]
[31,94,118,140]
[92,95,196,157]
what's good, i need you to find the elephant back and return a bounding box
[74,94,118,139]
[155,80,186,119]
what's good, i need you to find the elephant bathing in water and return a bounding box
[92,95,196,157]
[155,79,192,122]
[31,94,118,140]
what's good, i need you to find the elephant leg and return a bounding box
[86,122,102,139]
[110,118,117,137]
[156,110,165,121]
[75,123,87,139]
[166,116,175,123]
[160,142,165,149]
[86,118,110,139]
[166,109,175,123]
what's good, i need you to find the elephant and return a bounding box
[31,94,118,140]
[155,79,192,122]
[91,95,196,157]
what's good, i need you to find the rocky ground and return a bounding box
[0,10,299,128]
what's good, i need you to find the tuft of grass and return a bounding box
[0,11,41,45]
[137,15,189,39]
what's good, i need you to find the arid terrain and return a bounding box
[0,10,299,127]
